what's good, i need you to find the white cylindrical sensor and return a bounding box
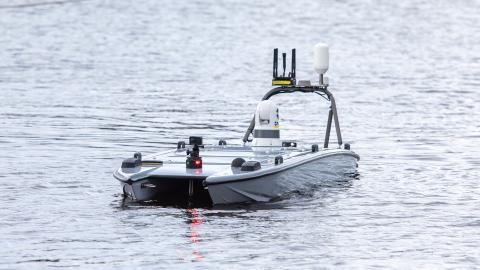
[313,43,329,74]
[252,100,281,147]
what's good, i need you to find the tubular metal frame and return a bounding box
[242,85,343,148]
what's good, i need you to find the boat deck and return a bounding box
[144,145,311,166]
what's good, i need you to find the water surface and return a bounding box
[1,0,479,268]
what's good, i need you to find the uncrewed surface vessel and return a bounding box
[113,43,360,205]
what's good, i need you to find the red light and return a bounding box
[194,159,202,168]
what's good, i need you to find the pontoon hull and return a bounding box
[119,177,211,204]
[206,153,357,204]
[115,150,358,205]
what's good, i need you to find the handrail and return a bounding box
[242,85,343,148]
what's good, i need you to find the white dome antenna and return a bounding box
[313,43,329,85]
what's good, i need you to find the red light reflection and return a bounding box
[186,208,203,261]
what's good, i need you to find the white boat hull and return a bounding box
[114,145,359,205]
[206,153,357,204]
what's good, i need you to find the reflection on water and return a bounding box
[185,209,203,262]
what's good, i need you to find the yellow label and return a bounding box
[272,80,292,85]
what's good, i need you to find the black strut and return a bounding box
[291,49,296,79]
[273,48,278,78]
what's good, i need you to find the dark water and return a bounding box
[1,0,479,268]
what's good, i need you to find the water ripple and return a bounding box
[1,0,479,268]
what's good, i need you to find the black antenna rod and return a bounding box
[273,48,278,78]
[291,49,296,79]
[282,52,286,77]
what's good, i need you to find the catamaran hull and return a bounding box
[207,153,357,204]
[115,150,359,205]
[119,177,210,203]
